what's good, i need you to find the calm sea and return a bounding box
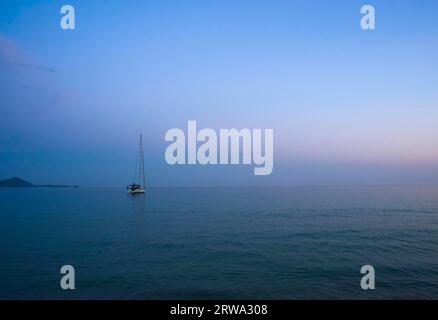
[1,186,438,299]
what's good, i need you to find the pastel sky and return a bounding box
[1,0,438,186]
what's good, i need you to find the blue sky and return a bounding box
[1,0,438,186]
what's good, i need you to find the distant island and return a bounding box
[0,177,79,188]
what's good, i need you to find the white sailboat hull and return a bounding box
[129,189,145,194]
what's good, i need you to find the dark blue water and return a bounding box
[1,186,438,299]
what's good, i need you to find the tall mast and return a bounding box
[139,134,146,188]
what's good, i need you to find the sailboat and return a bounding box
[127,134,146,194]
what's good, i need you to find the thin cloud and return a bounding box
[0,33,56,73]
[14,61,56,73]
